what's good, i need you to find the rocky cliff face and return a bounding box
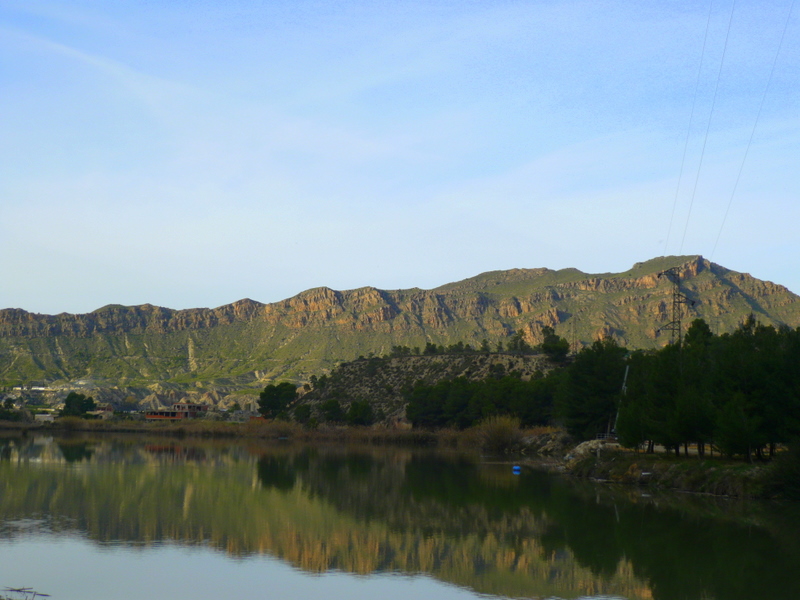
[2,255,799,389]
[0,298,266,337]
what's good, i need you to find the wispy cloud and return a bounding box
[1,25,190,114]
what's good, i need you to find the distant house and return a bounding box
[144,402,210,420]
[87,403,114,420]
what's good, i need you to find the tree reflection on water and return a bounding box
[0,435,798,600]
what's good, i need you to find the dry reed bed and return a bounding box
[0,415,551,451]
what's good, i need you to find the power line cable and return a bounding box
[663,0,715,257]
[710,0,795,260]
[679,0,738,254]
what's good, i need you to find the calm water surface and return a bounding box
[0,435,799,600]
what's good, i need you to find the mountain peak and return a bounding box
[2,256,799,386]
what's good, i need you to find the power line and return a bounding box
[679,0,738,254]
[664,0,715,257]
[711,0,796,260]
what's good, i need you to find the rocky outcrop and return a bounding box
[0,299,267,337]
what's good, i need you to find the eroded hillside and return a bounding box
[2,255,799,390]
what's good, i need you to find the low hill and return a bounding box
[296,352,556,420]
[2,255,799,393]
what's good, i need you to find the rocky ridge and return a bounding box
[2,255,799,402]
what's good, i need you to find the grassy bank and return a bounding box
[562,446,770,498]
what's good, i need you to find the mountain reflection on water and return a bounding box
[0,435,799,600]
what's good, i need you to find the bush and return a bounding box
[293,404,312,424]
[474,415,523,454]
[346,400,374,426]
[321,399,345,423]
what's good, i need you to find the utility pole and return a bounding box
[570,314,578,355]
[658,267,694,346]
[612,364,629,437]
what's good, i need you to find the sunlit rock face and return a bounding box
[2,255,799,389]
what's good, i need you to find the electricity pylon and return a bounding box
[658,267,694,346]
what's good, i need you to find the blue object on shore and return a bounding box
[512,465,521,475]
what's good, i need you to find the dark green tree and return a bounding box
[61,392,96,417]
[293,404,312,424]
[539,326,570,363]
[675,321,717,455]
[683,318,713,348]
[715,393,763,461]
[346,400,374,426]
[321,398,345,423]
[423,342,439,355]
[507,331,532,354]
[0,397,21,422]
[555,338,627,440]
[405,373,559,430]
[258,382,297,419]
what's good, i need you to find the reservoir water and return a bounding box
[0,434,798,600]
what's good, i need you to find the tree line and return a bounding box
[387,326,569,361]
[258,382,381,426]
[405,317,800,461]
[617,317,800,461]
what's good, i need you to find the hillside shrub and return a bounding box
[346,400,374,426]
[320,399,345,423]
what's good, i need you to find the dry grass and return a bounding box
[473,415,524,454]
[0,416,538,452]
[524,425,560,436]
[0,417,450,446]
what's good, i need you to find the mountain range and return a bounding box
[2,255,799,391]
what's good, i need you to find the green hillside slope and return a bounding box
[2,255,799,390]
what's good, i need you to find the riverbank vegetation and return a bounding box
[403,317,800,464]
[1,413,796,498]
[0,415,561,455]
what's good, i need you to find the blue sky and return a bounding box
[1,0,798,314]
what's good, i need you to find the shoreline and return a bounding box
[552,445,768,499]
[0,419,786,499]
